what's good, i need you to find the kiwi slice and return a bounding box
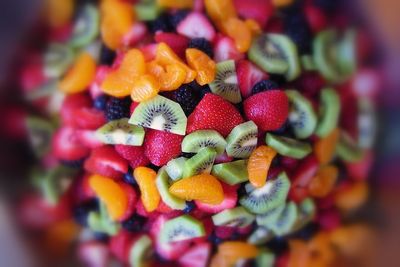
[265,133,312,159]
[358,98,376,149]
[129,235,153,267]
[240,172,291,214]
[25,80,57,101]
[96,118,145,146]
[301,55,316,71]
[226,121,258,158]
[181,130,227,154]
[269,201,298,236]
[43,43,74,78]
[315,88,341,137]
[249,34,300,81]
[88,202,120,236]
[248,227,274,246]
[211,160,249,185]
[183,148,217,178]
[156,167,186,210]
[256,204,285,227]
[286,90,317,139]
[212,206,255,228]
[292,198,316,232]
[336,131,363,162]
[313,29,342,83]
[209,60,242,104]
[129,95,187,135]
[135,2,162,21]
[166,157,187,181]
[256,249,275,267]
[159,215,205,243]
[70,4,99,48]
[26,116,55,158]
[338,29,357,77]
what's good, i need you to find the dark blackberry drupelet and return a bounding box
[271,120,295,138]
[208,233,223,245]
[188,38,214,58]
[188,81,211,97]
[73,199,98,227]
[122,214,147,232]
[169,9,190,29]
[251,80,280,95]
[148,13,174,33]
[172,85,202,116]
[93,95,108,111]
[105,97,131,121]
[290,223,319,240]
[284,13,312,54]
[267,237,289,255]
[183,201,196,213]
[99,44,116,66]
[60,159,85,168]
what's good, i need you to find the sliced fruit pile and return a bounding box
[16,0,379,266]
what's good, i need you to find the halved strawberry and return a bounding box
[289,155,319,203]
[346,150,373,181]
[109,230,134,262]
[71,107,106,130]
[78,241,110,267]
[177,12,216,41]
[236,59,268,98]
[178,242,211,267]
[187,93,244,137]
[118,183,138,222]
[233,0,274,27]
[213,35,244,62]
[195,183,238,213]
[122,22,148,47]
[52,127,90,161]
[61,93,92,126]
[90,66,111,99]
[75,130,104,149]
[84,146,128,179]
[136,199,160,219]
[155,32,189,58]
[317,208,341,231]
[143,129,183,166]
[115,144,149,168]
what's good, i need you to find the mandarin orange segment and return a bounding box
[209,253,230,267]
[307,232,335,265]
[101,71,134,97]
[308,165,339,198]
[334,181,369,211]
[218,241,259,263]
[101,16,123,50]
[119,49,146,75]
[169,173,224,205]
[131,74,160,102]
[45,0,74,28]
[221,17,253,53]
[272,0,294,8]
[89,174,128,220]
[329,224,374,256]
[245,19,262,37]
[134,167,160,212]
[314,128,340,164]
[288,240,311,267]
[59,52,96,94]
[248,146,277,188]
[204,0,237,24]
[186,48,216,85]
[157,0,194,9]
[148,62,187,91]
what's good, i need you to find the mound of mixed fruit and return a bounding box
[15,0,379,266]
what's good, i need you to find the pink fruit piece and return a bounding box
[214,152,234,164]
[75,130,104,149]
[71,107,106,130]
[84,146,128,179]
[155,32,190,58]
[346,150,373,181]
[140,43,157,61]
[317,208,341,231]
[195,183,238,213]
[129,101,140,115]
[192,217,214,243]
[304,4,327,34]
[20,57,46,92]
[143,129,183,166]
[187,93,244,137]
[136,199,160,219]
[213,35,244,62]
[215,226,235,239]
[233,0,274,27]
[237,223,253,235]
[178,242,211,267]
[243,90,289,131]
[236,59,268,99]
[115,145,149,168]
[90,66,111,99]
[61,93,92,126]
[109,230,134,263]
[122,22,148,47]
[118,183,138,222]
[78,241,110,267]
[52,127,90,161]
[177,12,216,41]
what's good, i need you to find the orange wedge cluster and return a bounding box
[210,241,259,267]
[204,0,259,53]
[101,43,216,102]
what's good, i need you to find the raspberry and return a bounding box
[251,80,280,95]
[172,85,201,116]
[105,97,131,121]
[188,38,214,58]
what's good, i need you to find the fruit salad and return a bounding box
[15,0,379,266]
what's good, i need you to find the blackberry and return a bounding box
[268,74,287,86]
[271,120,295,138]
[251,80,280,95]
[172,85,201,116]
[60,159,84,168]
[188,81,211,97]
[169,9,190,29]
[188,38,214,58]
[122,215,146,232]
[99,44,116,66]
[105,97,131,121]
[148,13,173,33]
[290,223,319,240]
[93,95,108,111]
[208,233,223,245]
[123,171,137,186]
[73,199,98,227]
[183,201,195,213]
[267,237,289,255]
[284,14,312,54]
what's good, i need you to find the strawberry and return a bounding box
[155,32,189,58]
[84,146,128,179]
[61,93,92,126]
[143,129,183,166]
[213,35,244,62]
[115,144,149,168]
[177,12,216,41]
[122,22,148,47]
[178,242,211,267]
[317,208,341,231]
[187,93,244,137]
[130,101,139,115]
[243,90,288,131]
[195,183,238,213]
[75,130,104,149]
[109,230,134,262]
[304,5,327,34]
[78,241,110,267]
[289,155,319,203]
[215,226,235,239]
[71,107,106,130]
[118,183,138,221]
[52,127,90,161]
[90,66,111,99]
[236,59,268,98]
[233,0,274,27]
[346,150,373,181]
[140,44,157,61]
[20,58,46,92]
[136,199,160,218]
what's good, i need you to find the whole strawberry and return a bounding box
[144,129,183,166]
[115,145,150,168]
[243,90,289,131]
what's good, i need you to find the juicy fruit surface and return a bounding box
[248,146,277,188]
[134,167,160,212]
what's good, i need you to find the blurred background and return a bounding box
[0,0,399,267]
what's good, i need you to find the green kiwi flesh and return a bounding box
[338,29,357,77]
[181,130,227,154]
[96,118,145,145]
[269,201,298,236]
[209,60,242,104]
[26,116,55,157]
[315,88,341,137]
[70,4,100,48]
[88,202,120,235]
[248,227,275,246]
[256,249,275,267]
[43,43,74,78]
[256,204,285,227]
[265,133,312,159]
[211,160,249,185]
[156,167,186,210]
[336,131,363,162]
[225,121,258,158]
[159,215,205,243]
[135,2,162,21]
[212,206,255,228]
[166,157,187,181]
[129,235,153,267]
[182,148,217,178]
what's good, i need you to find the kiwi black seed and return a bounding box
[182,148,217,178]
[226,121,258,158]
[212,206,255,228]
[265,133,312,159]
[159,215,205,243]
[209,60,242,104]
[70,4,99,48]
[96,118,145,145]
[181,130,227,154]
